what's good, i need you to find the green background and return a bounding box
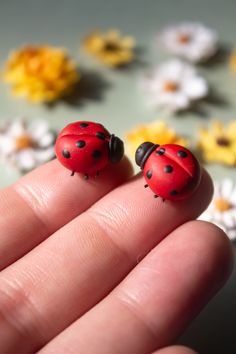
[0,0,236,353]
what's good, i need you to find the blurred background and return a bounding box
[0,0,236,353]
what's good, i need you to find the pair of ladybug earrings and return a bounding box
[55,121,201,201]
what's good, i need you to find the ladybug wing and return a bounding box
[55,134,109,175]
[144,144,201,200]
[160,144,200,179]
[144,154,194,200]
[58,121,110,139]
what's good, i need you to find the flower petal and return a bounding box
[7,120,26,137]
[38,132,55,148]
[34,147,55,163]
[15,149,36,171]
[223,212,235,229]
[28,120,50,140]
[227,228,236,241]
[221,178,234,198]
[0,135,16,155]
[183,77,208,99]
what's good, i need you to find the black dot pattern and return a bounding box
[146,170,152,179]
[164,165,173,173]
[156,148,165,155]
[96,132,106,140]
[170,190,178,196]
[80,122,88,128]
[92,150,102,159]
[177,150,188,158]
[62,149,71,159]
[76,140,86,148]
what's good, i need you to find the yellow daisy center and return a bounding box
[15,135,33,150]
[214,198,232,212]
[163,81,179,92]
[216,137,230,147]
[177,33,191,44]
[103,41,120,52]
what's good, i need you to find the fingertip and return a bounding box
[170,167,214,219]
[103,155,134,182]
[153,345,198,354]
[193,167,214,214]
[192,220,234,286]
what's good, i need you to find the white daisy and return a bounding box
[141,59,208,112]
[199,178,236,241]
[159,22,218,63]
[0,119,56,173]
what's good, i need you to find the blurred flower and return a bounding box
[230,51,236,73]
[0,119,56,172]
[198,120,236,165]
[126,120,187,156]
[159,22,218,63]
[141,59,208,112]
[82,30,135,67]
[199,178,236,241]
[3,45,79,103]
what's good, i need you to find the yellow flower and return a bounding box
[3,45,80,103]
[230,52,236,73]
[82,30,135,67]
[198,121,236,165]
[126,120,188,157]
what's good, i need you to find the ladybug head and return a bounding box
[135,142,158,169]
[109,134,124,164]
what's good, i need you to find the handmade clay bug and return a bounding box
[55,121,124,179]
[135,142,201,201]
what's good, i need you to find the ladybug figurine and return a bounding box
[55,121,124,179]
[135,142,201,201]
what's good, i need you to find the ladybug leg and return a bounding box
[84,174,89,180]
[144,184,148,188]
[154,194,159,198]
[96,171,100,177]
[70,171,75,177]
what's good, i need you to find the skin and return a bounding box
[0,157,233,354]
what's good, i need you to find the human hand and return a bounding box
[0,158,233,354]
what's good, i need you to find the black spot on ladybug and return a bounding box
[80,122,88,128]
[96,132,106,140]
[146,170,152,179]
[156,148,165,155]
[76,140,86,148]
[62,149,71,159]
[164,165,173,173]
[170,190,178,196]
[177,150,188,158]
[92,150,102,159]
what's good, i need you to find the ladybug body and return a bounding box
[55,121,124,178]
[135,142,201,201]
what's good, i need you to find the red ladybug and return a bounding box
[55,121,124,179]
[135,142,201,201]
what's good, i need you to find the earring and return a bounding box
[135,142,201,201]
[55,121,124,179]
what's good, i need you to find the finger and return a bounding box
[0,170,212,354]
[39,221,233,354]
[0,157,132,268]
[153,346,198,354]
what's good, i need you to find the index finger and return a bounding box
[0,157,132,269]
